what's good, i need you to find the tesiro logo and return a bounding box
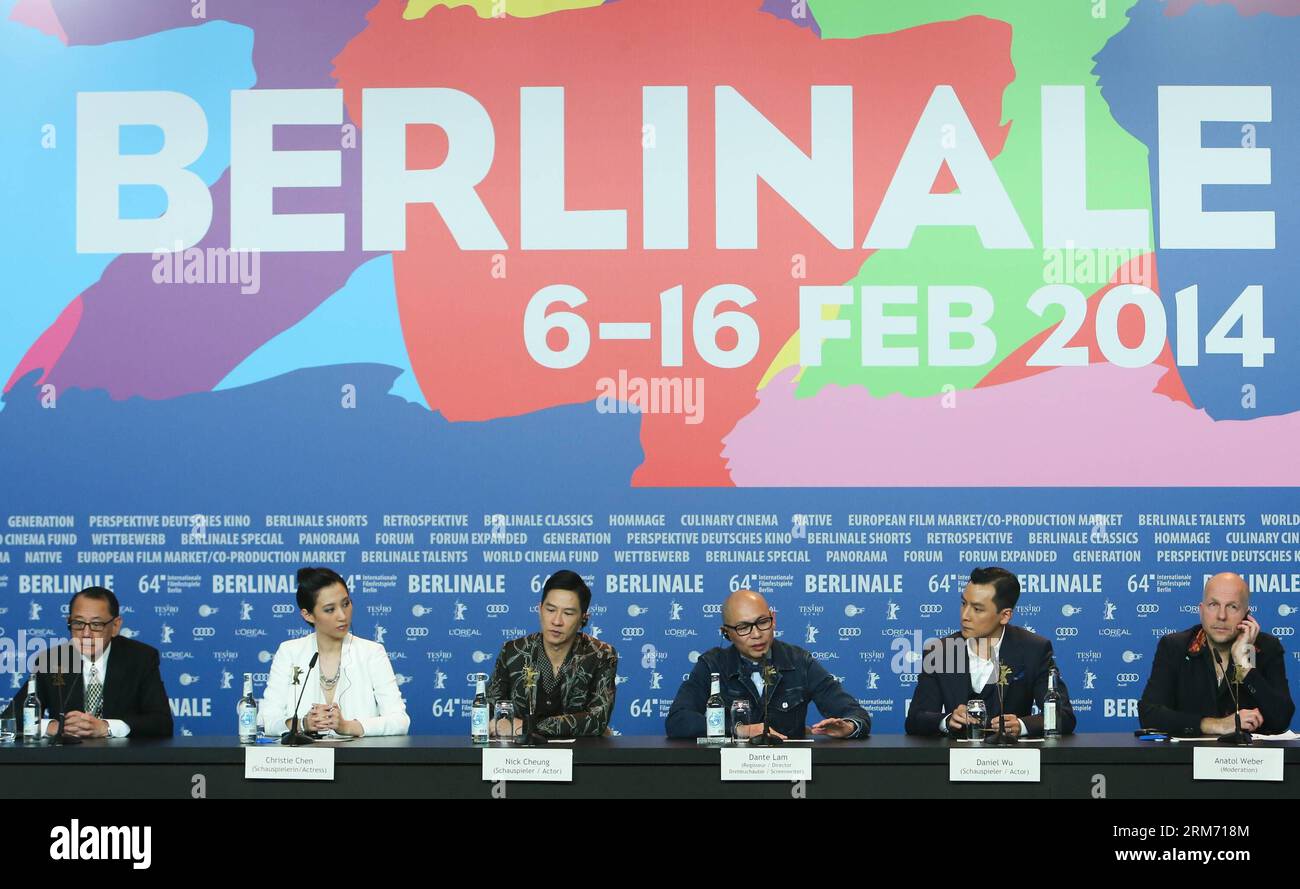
[49,820,151,869]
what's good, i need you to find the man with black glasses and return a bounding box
[8,586,173,738]
[665,588,870,739]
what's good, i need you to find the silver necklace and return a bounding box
[319,659,341,690]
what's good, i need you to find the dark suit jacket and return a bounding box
[7,636,173,738]
[666,639,872,739]
[1138,624,1294,735]
[905,625,1076,737]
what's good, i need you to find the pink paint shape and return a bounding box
[1164,0,1300,15]
[9,0,68,44]
[723,363,1300,486]
[5,296,82,390]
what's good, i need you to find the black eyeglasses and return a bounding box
[722,615,773,637]
[68,619,115,633]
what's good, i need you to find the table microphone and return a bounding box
[281,653,319,746]
[1212,648,1251,746]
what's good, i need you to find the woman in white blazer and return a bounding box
[262,567,410,737]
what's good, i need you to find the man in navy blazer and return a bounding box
[906,567,1075,738]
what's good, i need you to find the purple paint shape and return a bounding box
[34,1,380,400]
[759,0,819,35]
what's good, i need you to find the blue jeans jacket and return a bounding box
[666,639,871,739]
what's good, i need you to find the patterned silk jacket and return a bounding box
[487,632,618,737]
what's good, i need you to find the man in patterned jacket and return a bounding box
[488,569,618,737]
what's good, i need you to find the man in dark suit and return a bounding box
[906,566,1075,738]
[1139,572,1293,736]
[9,586,172,738]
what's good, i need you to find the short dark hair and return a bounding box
[71,586,119,619]
[541,570,591,613]
[296,567,348,613]
[969,566,1020,612]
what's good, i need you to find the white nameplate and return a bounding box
[949,748,1041,782]
[482,747,573,782]
[1193,747,1283,782]
[244,747,335,781]
[720,747,812,781]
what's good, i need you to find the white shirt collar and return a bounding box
[967,628,1006,664]
[82,640,112,677]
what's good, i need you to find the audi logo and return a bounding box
[918,604,943,615]
[406,627,430,638]
[1055,627,1079,638]
[272,603,294,614]
[838,627,862,638]
[466,672,484,682]
[702,604,722,615]
[1272,627,1295,637]
[191,627,216,638]
[1116,673,1141,683]
[1136,604,1159,614]
[622,628,646,638]
[485,604,509,615]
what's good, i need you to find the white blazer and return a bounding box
[263,633,410,737]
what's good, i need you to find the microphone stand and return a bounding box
[49,666,84,747]
[984,659,1015,747]
[1213,649,1252,746]
[281,655,319,746]
[519,664,547,747]
[751,655,784,747]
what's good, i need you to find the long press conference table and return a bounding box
[1,734,1296,798]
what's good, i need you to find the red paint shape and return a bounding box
[6,297,84,392]
[975,253,1192,405]
[334,0,1014,485]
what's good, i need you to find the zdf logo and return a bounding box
[406,627,430,638]
[191,627,215,639]
[1055,627,1079,639]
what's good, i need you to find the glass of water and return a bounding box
[492,700,516,743]
[0,716,15,743]
[966,699,987,741]
[730,699,753,743]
